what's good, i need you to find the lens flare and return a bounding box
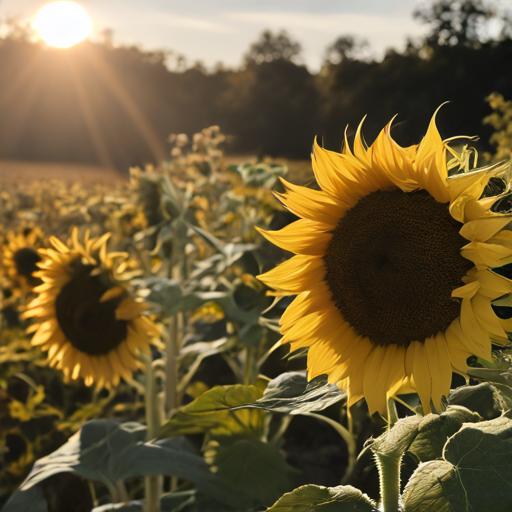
[35,2,92,48]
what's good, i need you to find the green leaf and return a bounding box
[448,382,504,419]
[239,323,265,347]
[91,491,196,512]
[136,277,183,316]
[17,420,247,509]
[369,414,423,460]
[407,406,481,462]
[401,460,453,512]
[214,439,296,506]
[2,484,48,512]
[158,385,266,440]
[232,372,347,415]
[266,484,376,511]
[403,415,512,512]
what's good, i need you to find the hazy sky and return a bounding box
[1,0,427,70]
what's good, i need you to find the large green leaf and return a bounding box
[403,415,512,512]
[401,460,453,512]
[2,484,48,512]
[448,382,504,419]
[369,414,423,460]
[91,491,196,512]
[158,384,266,439]
[214,439,297,506]
[266,484,376,511]
[407,406,480,462]
[13,420,247,510]
[231,372,347,415]
[369,406,479,463]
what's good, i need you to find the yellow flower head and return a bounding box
[258,110,512,416]
[22,227,160,389]
[2,227,44,292]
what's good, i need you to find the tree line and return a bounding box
[0,0,511,170]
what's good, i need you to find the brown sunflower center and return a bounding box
[13,247,41,281]
[55,265,127,355]
[323,188,473,347]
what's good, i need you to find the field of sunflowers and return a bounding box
[2,97,512,512]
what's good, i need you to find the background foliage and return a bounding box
[0,1,511,167]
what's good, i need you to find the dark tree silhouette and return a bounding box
[0,9,511,169]
[323,35,370,65]
[413,0,498,47]
[244,30,302,64]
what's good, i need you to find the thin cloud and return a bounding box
[146,12,236,34]
[223,11,422,36]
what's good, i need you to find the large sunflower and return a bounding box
[257,112,512,416]
[22,228,159,388]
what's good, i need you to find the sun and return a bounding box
[35,2,92,48]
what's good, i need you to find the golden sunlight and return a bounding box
[34,1,92,48]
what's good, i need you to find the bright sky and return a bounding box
[1,0,427,71]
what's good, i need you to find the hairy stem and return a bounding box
[375,453,401,512]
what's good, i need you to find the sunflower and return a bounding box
[257,111,512,416]
[21,228,160,389]
[2,227,44,293]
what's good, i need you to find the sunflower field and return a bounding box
[1,104,512,512]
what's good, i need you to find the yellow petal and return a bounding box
[274,177,346,225]
[100,286,126,303]
[256,219,333,256]
[459,216,512,242]
[411,340,432,414]
[471,294,507,338]
[458,300,493,361]
[424,333,452,412]
[258,255,325,294]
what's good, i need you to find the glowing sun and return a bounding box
[35,2,92,48]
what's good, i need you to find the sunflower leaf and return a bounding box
[266,484,376,511]
[91,490,196,512]
[406,405,481,462]
[214,439,297,506]
[230,372,347,415]
[158,384,266,440]
[448,382,504,419]
[16,420,248,510]
[2,483,48,512]
[402,415,512,512]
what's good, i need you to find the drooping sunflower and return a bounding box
[257,111,512,416]
[2,227,44,293]
[22,228,160,389]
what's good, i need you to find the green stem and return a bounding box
[144,354,161,512]
[243,345,257,385]
[164,316,178,416]
[116,481,129,502]
[375,454,401,512]
[341,407,357,485]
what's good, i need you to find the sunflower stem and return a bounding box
[375,453,401,512]
[164,315,179,416]
[340,406,357,485]
[243,345,257,384]
[144,353,161,512]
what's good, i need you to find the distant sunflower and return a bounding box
[2,227,43,292]
[22,228,159,388]
[258,111,512,416]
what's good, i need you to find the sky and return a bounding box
[0,0,427,71]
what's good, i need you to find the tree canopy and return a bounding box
[0,0,511,168]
